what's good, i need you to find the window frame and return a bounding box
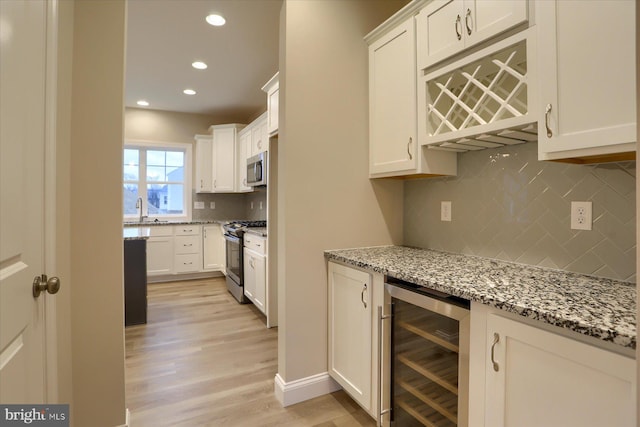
[123,140,192,222]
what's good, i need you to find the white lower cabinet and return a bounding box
[202,224,224,271]
[470,303,636,427]
[146,226,174,276]
[243,234,266,314]
[327,261,385,420]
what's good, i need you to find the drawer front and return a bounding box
[243,234,266,255]
[174,253,200,273]
[175,235,200,254]
[148,225,174,237]
[175,224,201,236]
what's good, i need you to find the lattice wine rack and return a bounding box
[420,32,537,152]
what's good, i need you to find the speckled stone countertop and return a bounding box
[245,227,267,237]
[123,227,150,240]
[325,246,636,350]
[123,219,228,227]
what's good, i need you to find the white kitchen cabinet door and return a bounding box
[537,0,635,161]
[194,135,213,193]
[417,0,528,70]
[202,225,223,271]
[369,13,456,178]
[369,17,418,176]
[236,128,253,192]
[210,125,240,193]
[147,237,174,275]
[244,249,266,314]
[484,313,635,427]
[465,0,528,50]
[262,72,279,137]
[251,114,268,155]
[328,262,373,413]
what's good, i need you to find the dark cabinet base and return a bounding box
[124,239,147,326]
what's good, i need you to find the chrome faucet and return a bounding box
[135,197,145,222]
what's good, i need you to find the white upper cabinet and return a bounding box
[537,0,636,162]
[369,18,418,175]
[366,2,457,178]
[262,72,279,137]
[194,134,213,193]
[251,113,268,155]
[236,127,253,192]
[417,0,528,70]
[209,124,245,193]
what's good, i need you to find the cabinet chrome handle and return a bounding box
[465,8,472,35]
[361,284,367,308]
[377,306,391,427]
[545,103,553,138]
[243,178,247,186]
[213,179,217,188]
[200,179,203,189]
[184,243,192,247]
[455,15,462,40]
[204,229,207,238]
[258,141,262,149]
[491,332,500,372]
[250,258,255,268]
[407,137,413,160]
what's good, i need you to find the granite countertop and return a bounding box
[123,227,150,240]
[245,227,267,237]
[324,245,636,350]
[123,219,229,227]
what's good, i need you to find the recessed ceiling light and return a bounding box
[136,100,149,107]
[192,61,207,70]
[206,14,226,26]
[183,89,196,95]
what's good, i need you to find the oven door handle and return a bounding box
[224,233,240,243]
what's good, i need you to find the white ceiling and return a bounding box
[125,0,282,121]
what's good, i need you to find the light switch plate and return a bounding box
[210,201,215,209]
[441,201,452,222]
[194,201,205,209]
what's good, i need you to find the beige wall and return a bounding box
[124,108,218,143]
[277,0,406,382]
[55,0,74,408]
[69,1,127,426]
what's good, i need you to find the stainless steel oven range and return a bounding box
[223,220,266,303]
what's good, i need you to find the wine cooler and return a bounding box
[385,277,470,427]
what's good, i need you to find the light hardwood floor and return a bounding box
[125,277,376,427]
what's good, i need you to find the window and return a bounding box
[124,142,192,220]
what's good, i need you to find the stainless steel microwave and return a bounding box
[247,152,267,187]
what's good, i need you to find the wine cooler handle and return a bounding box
[491,332,500,372]
[377,306,391,427]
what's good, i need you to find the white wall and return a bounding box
[69,1,127,425]
[277,0,406,385]
[124,108,217,143]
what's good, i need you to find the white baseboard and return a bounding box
[274,372,341,407]
[116,408,130,427]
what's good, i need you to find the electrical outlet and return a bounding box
[571,201,592,230]
[259,201,263,210]
[210,201,215,209]
[441,201,452,222]
[250,202,254,209]
[194,201,205,209]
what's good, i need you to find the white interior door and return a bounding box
[0,0,50,403]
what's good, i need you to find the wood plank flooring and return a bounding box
[125,277,376,426]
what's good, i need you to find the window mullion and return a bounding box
[140,149,148,216]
